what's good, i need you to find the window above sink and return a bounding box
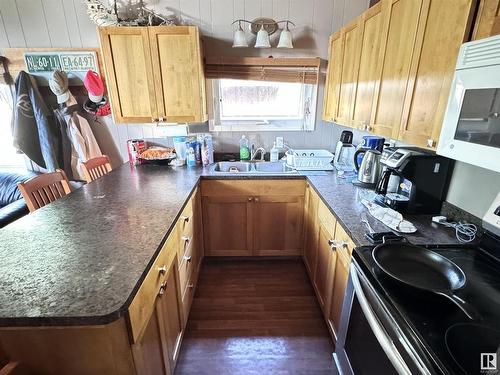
[208,78,317,132]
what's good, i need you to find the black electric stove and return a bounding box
[353,233,500,375]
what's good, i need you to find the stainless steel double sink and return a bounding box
[211,161,297,174]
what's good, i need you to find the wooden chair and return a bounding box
[81,155,112,183]
[17,169,72,213]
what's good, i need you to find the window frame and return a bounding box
[207,78,318,132]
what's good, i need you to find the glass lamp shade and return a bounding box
[277,28,293,48]
[255,25,271,48]
[232,27,248,48]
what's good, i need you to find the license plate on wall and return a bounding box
[24,51,99,74]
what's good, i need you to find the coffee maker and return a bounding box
[375,147,454,214]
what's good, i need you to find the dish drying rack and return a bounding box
[285,149,334,171]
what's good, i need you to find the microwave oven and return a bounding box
[437,34,500,173]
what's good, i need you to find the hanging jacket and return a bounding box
[12,71,63,171]
[54,95,102,181]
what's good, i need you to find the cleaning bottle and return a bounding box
[239,135,250,161]
[270,142,279,162]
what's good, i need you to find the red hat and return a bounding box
[83,70,104,103]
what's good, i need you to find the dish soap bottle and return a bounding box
[270,142,279,162]
[239,135,250,161]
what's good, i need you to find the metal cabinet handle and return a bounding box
[328,239,337,251]
[182,236,190,244]
[187,283,194,289]
[427,139,435,147]
[152,118,158,123]
[254,197,260,203]
[158,280,167,296]
[157,265,167,275]
[181,215,190,223]
[248,197,254,202]
[184,255,192,262]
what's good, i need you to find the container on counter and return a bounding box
[127,139,146,165]
[186,139,197,167]
[173,136,187,166]
[199,134,214,166]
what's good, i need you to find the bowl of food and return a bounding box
[138,147,176,165]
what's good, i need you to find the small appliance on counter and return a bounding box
[285,149,334,171]
[353,149,382,188]
[333,194,500,375]
[333,130,355,171]
[354,135,385,167]
[375,147,454,214]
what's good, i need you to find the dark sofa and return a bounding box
[0,171,35,228]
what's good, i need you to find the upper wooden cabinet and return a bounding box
[324,0,476,149]
[322,32,344,122]
[398,0,476,148]
[473,0,500,40]
[99,26,207,124]
[351,2,385,131]
[336,19,362,127]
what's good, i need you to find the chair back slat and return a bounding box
[82,155,112,183]
[17,169,72,213]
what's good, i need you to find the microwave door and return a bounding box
[437,64,500,173]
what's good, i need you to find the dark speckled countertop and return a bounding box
[0,164,459,327]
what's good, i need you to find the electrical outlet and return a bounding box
[276,137,284,148]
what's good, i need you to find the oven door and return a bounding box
[333,261,432,375]
[437,64,500,173]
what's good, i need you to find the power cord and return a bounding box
[432,216,478,243]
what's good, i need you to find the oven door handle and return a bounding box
[350,263,412,375]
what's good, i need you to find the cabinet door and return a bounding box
[99,27,158,123]
[157,262,184,373]
[336,19,362,127]
[323,32,344,122]
[202,196,253,256]
[370,0,428,139]
[472,0,500,40]
[149,26,207,123]
[352,2,384,131]
[253,195,304,256]
[327,243,351,339]
[303,184,320,277]
[314,223,335,311]
[398,0,475,148]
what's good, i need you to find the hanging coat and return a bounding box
[54,95,102,181]
[12,71,63,171]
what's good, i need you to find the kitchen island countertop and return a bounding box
[0,164,459,327]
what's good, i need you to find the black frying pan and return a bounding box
[372,238,479,320]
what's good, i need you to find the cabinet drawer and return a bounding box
[181,265,198,323]
[177,198,194,238]
[201,179,305,197]
[128,231,178,343]
[317,200,336,236]
[178,241,195,293]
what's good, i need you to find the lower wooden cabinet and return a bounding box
[303,184,320,276]
[201,180,305,256]
[314,221,336,310]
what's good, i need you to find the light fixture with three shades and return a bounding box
[232,18,295,49]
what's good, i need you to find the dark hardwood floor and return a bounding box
[175,258,335,374]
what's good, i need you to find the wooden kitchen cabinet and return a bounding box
[326,224,355,340]
[313,200,337,310]
[398,0,475,148]
[253,194,304,256]
[99,27,158,123]
[370,0,428,139]
[322,32,344,122]
[202,195,253,256]
[201,180,305,257]
[336,19,362,127]
[472,0,500,40]
[303,184,320,277]
[351,2,384,131]
[99,26,207,124]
